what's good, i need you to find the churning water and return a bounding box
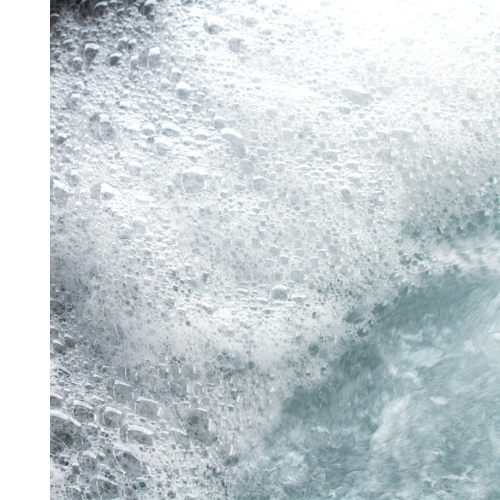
[231,244,500,498]
[50,0,500,498]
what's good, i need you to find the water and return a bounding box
[232,249,500,498]
[50,0,500,498]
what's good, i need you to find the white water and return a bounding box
[49,0,500,498]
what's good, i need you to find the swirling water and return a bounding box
[231,240,500,498]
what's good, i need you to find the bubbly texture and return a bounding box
[50,0,500,498]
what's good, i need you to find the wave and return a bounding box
[231,235,500,499]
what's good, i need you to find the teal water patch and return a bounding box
[231,258,500,499]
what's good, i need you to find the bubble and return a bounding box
[252,176,267,191]
[123,423,156,444]
[205,17,225,35]
[148,47,161,69]
[72,400,95,422]
[89,113,115,141]
[192,128,211,140]
[89,475,119,499]
[80,450,98,472]
[130,218,148,234]
[108,52,122,66]
[179,168,209,193]
[290,269,305,283]
[153,136,172,155]
[341,87,374,106]
[228,34,245,53]
[322,149,339,161]
[52,339,67,354]
[176,82,192,100]
[256,146,269,157]
[51,392,64,407]
[100,184,118,201]
[340,188,353,204]
[223,130,248,159]
[160,121,181,136]
[112,442,144,475]
[139,0,156,18]
[130,54,138,70]
[213,116,226,129]
[141,122,156,136]
[113,379,132,403]
[134,397,160,419]
[51,410,82,452]
[100,406,123,428]
[271,285,288,301]
[52,180,71,204]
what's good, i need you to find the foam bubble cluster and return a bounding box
[51,0,500,497]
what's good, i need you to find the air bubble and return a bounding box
[341,87,374,106]
[176,82,192,100]
[270,285,288,301]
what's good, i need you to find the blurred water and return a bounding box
[232,239,500,498]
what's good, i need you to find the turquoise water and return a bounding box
[232,248,500,498]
